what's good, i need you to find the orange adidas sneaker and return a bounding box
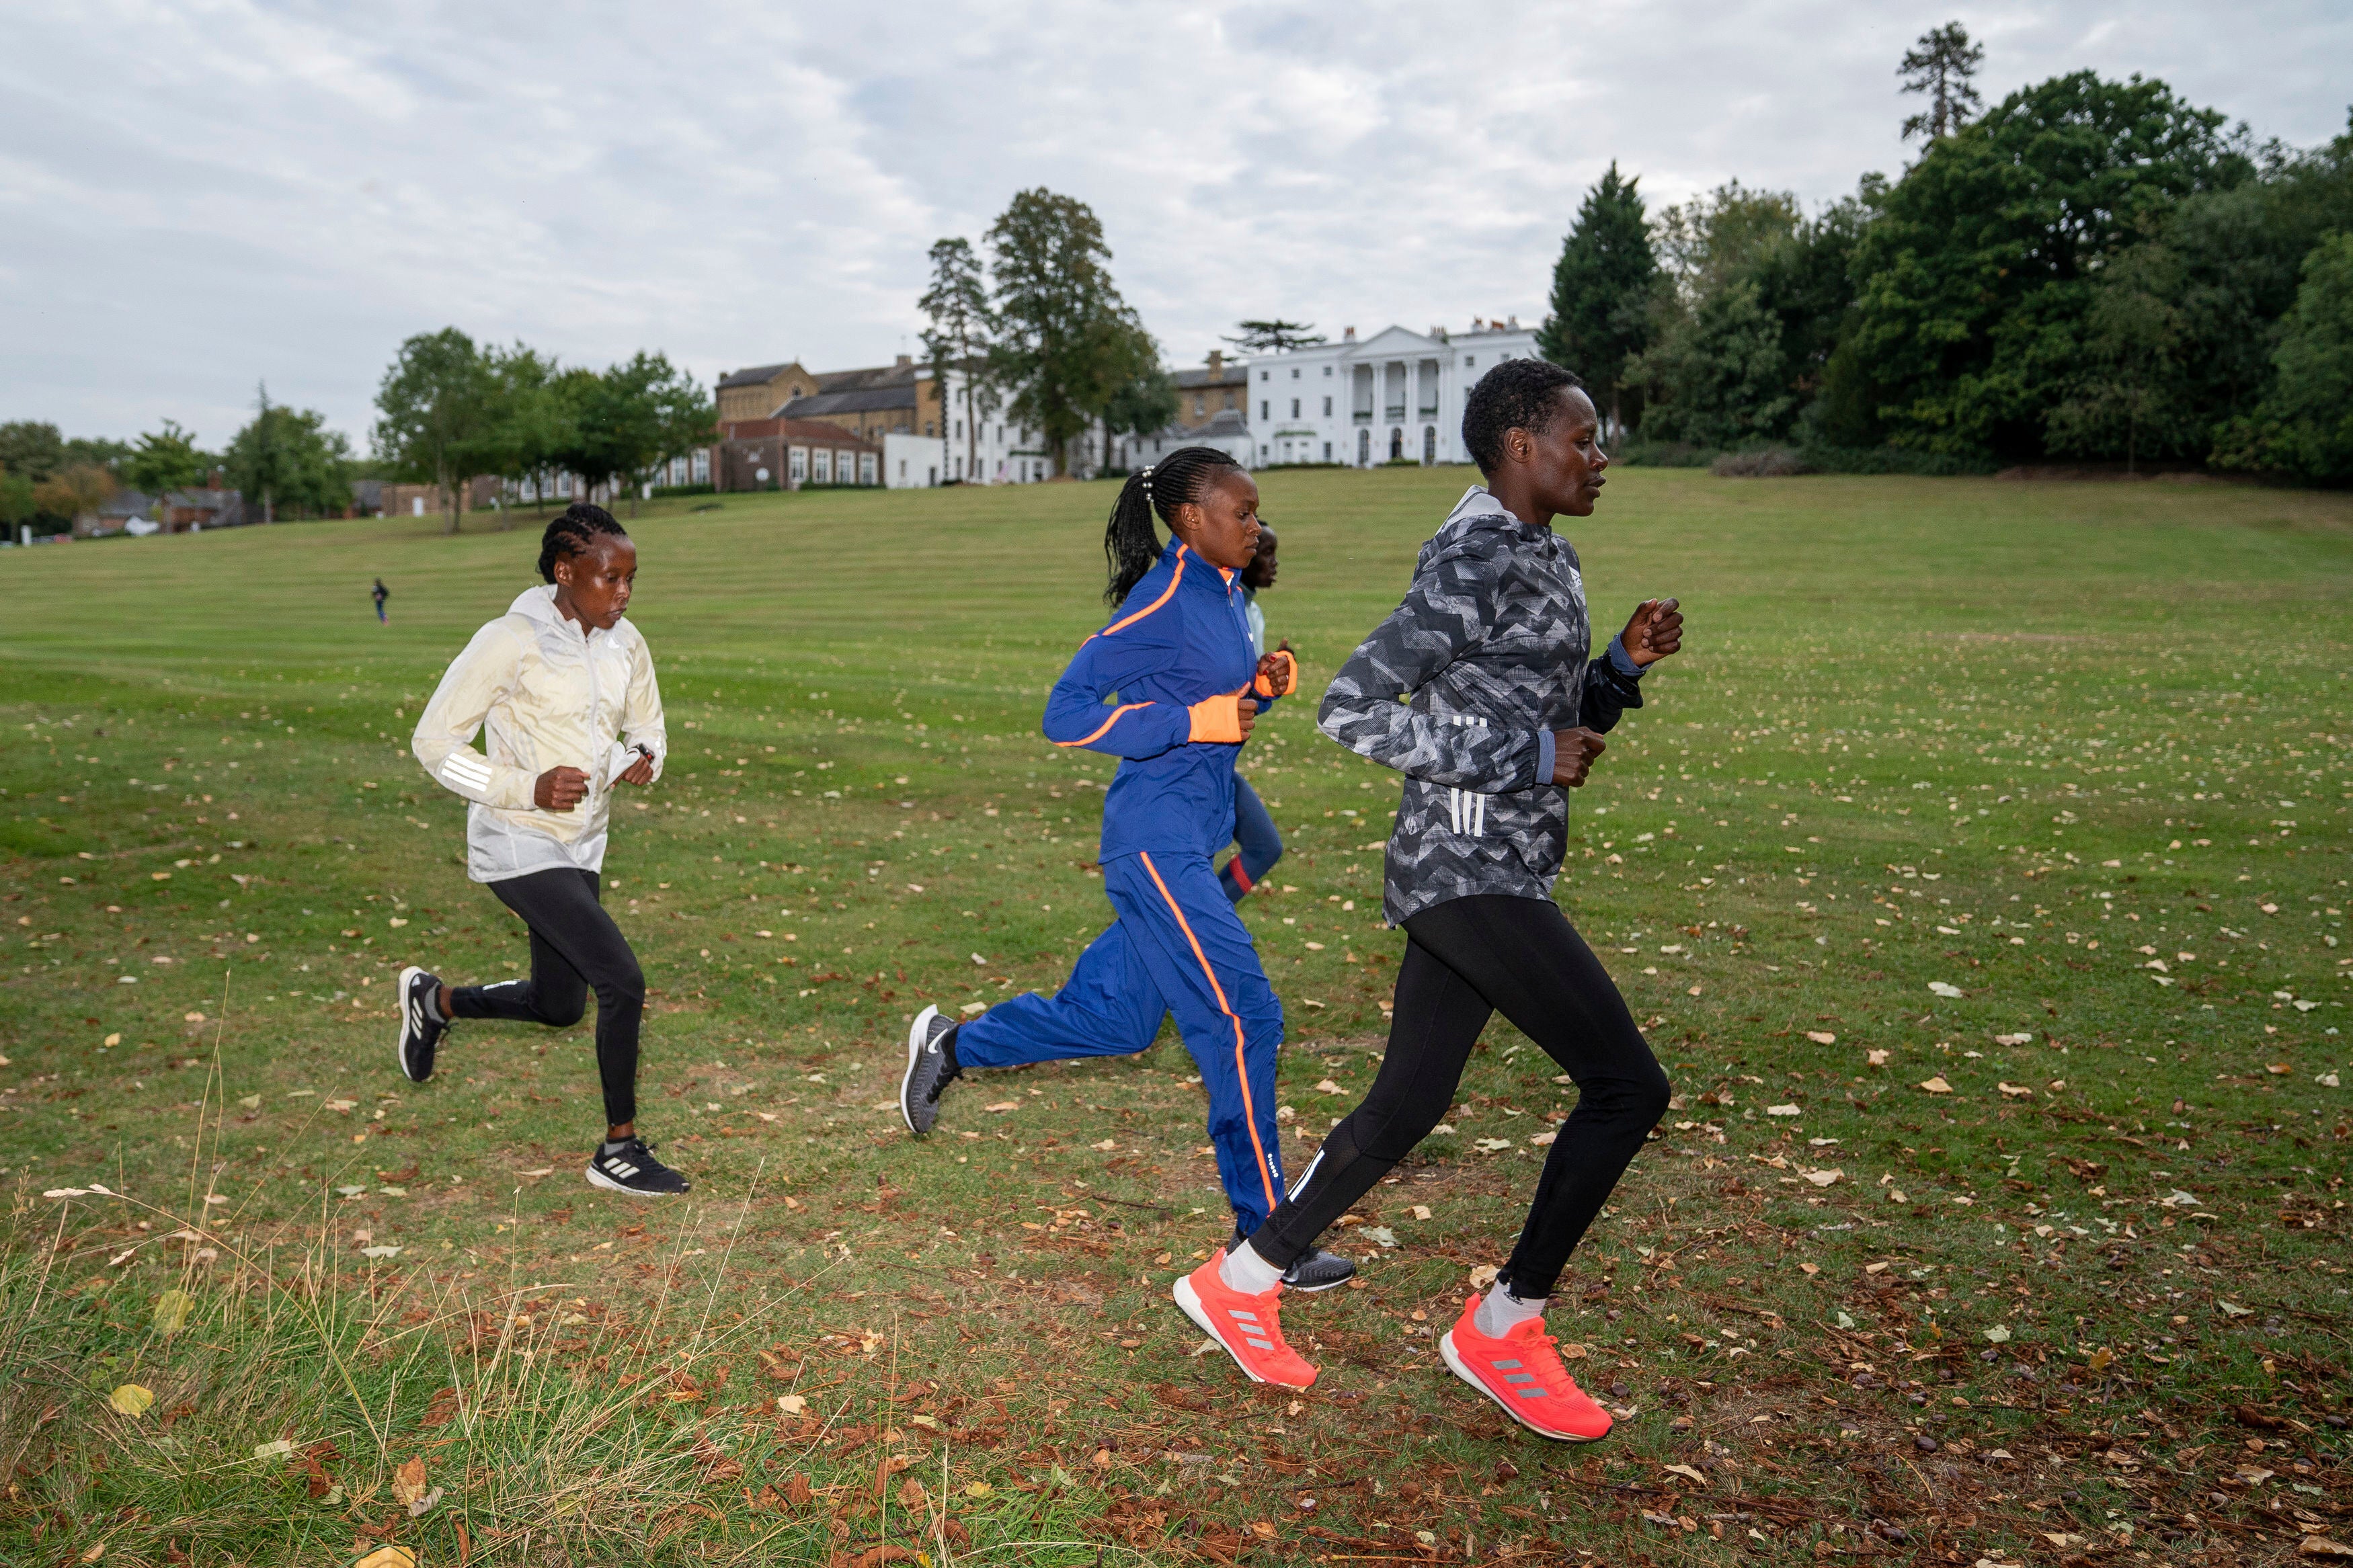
[1439,1295,1612,1442]
[1174,1250,1318,1391]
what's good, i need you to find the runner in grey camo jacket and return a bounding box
[1316,483,1648,925]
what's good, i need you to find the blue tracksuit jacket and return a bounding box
[957,539,1291,1231]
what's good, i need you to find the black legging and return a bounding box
[1249,894,1669,1300]
[449,868,643,1126]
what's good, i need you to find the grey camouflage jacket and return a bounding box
[1316,485,1645,925]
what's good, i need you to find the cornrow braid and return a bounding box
[1102,445,1244,605]
[538,501,628,583]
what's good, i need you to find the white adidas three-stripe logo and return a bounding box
[1445,715,1489,837]
[601,1157,642,1178]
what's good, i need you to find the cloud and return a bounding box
[1,0,2344,447]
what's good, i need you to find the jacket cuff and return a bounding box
[1607,635,1646,680]
[1533,729,1556,788]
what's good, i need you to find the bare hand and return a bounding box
[1620,597,1683,666]
[1550,727,1607,787]
[534,766,590,812]
[1236,696,1259,741]
[616,754,655,786]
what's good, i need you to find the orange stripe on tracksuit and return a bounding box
[951,848,1287,1231]
[1138,850,1279,1214]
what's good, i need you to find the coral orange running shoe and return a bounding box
[1439,1296,1612,1442]
[1173,1250,1318,1391]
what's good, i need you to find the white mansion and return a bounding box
[1245,319,1543,468]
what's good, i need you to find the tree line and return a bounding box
[369,330,713,534]
[1,336,712,540]
[0,389,356,536]
[1540,24,2353,482]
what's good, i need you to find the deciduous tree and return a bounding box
[986,188,1154,476]
[125,420,209,499]
[2213,232,2353,483]
[373,328,497,534]
[1842,71,2248,460]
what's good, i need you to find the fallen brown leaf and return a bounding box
[391,1455,428,1508]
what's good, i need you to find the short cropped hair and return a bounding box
[1462,358,1586,474]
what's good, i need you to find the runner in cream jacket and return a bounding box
[411,583,667,882]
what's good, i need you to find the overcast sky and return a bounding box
[3,1,2346,450]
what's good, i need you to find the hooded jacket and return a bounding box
[1041,538,1281,862]
[1317,485,1644,924]
[411,585,667,882]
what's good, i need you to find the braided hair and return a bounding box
[1103,445,1246,605]
[538,502,628,583]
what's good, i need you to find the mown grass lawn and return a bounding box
[2,465,2350,1567]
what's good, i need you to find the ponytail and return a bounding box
[1101,445,1246,605]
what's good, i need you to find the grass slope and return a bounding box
[2,467,2350,1567]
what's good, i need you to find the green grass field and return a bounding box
[3,466,2350,1567]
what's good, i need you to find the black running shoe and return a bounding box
[585,1136,690,1196]
[1283,1247,1359,1292]
[1230,1227,1357,1292]
[899,1005,962,1135]
[395,965,448,1083]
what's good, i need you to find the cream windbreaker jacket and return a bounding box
[411,585,666,882]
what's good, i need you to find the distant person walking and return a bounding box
[395,503,689,1197]
[372,578,389,623]
[1218,526,1287,904]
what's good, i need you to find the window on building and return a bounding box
[1390,427,1403,460]
[1322,441,1332,461]
[1357,429,1369,466]
[691,450,710,485]
[1322,365,1332,376]
[1423,425,1436,464]
[1260,370,1269,381]
[861,453,877,485]
[1291,367,1300,379]
[1261,401,1269,421]
[1222,392,1234,410]
[812,449,832,483]
[789,448,808,482]
[1464,355,1475,368]
[1290,398,1300,417]
[1194,396,1205,417]
[1260,444,1269,460]
[1322,397,1332,416]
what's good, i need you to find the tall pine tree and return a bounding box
[1536,164,1661,439]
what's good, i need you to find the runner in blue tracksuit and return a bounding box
[898,446,1356,1290]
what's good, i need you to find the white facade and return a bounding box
[1246,321,1542,468]
[883,431,943,490]
[930,368,1106,484]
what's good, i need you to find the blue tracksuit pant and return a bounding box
[955,848,1287,1233]
[1216,774,1283,903]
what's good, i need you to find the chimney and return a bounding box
[1207,348,1224,376]
[895,353,912,369]
[1507,315,1519,329]
[1343,325,1355,341]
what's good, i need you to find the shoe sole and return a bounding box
[900,1005,940,1134]
[584,1164,686,1197]
[1172,1276,1315,1391]
[1438,1329,1606,1442]
[1284,1264,1355,1294]
[394,965,430,1083]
